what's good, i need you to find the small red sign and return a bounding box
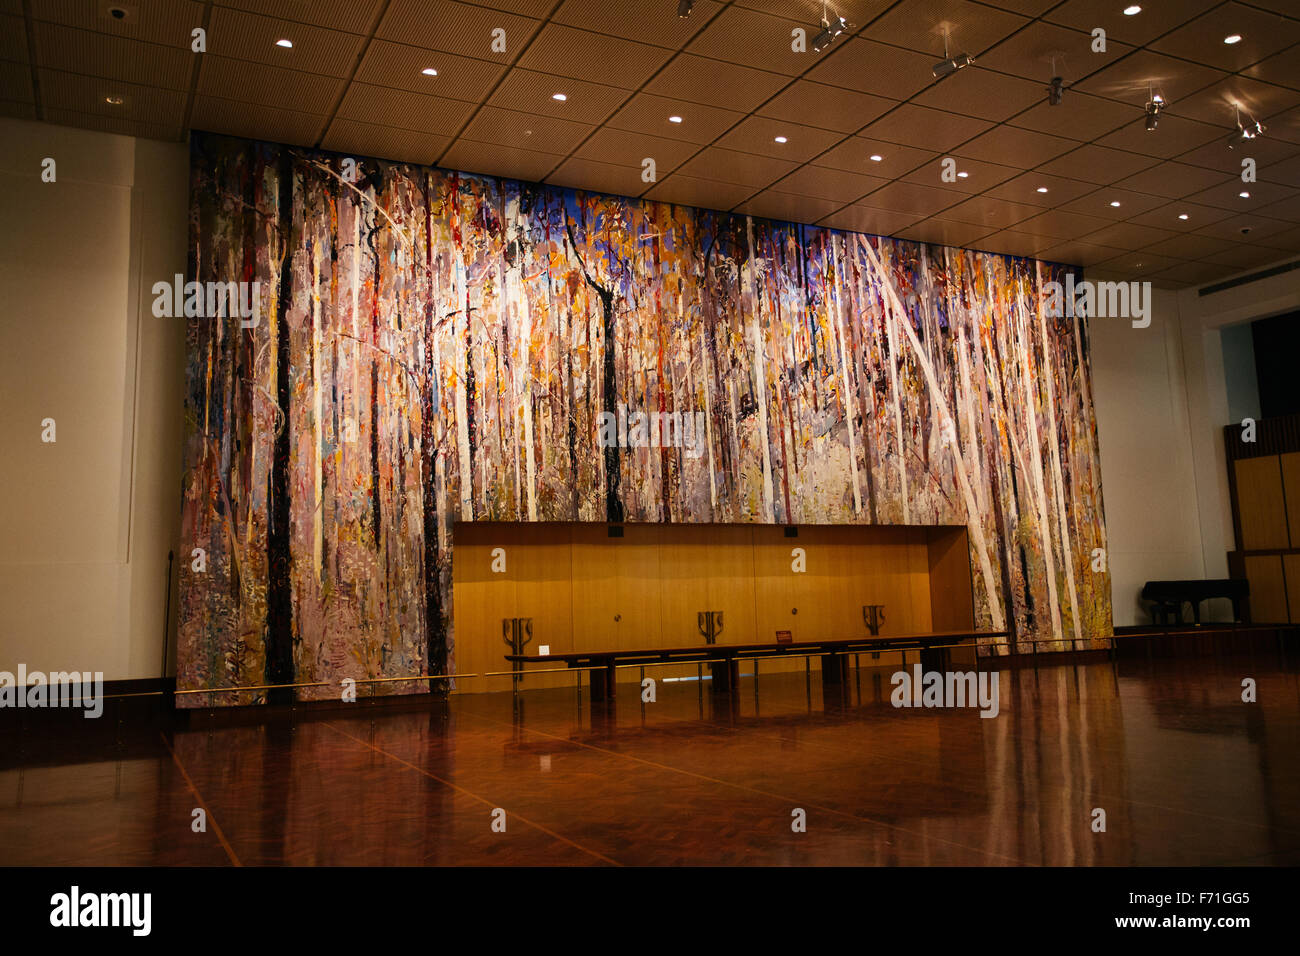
[775,630,792,645]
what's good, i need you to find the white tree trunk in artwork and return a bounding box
[860,236,1005,631]
[1036,263,1082,647]
[1015,289,1063,643]
[744,216,775,522]
[879,246,909,523]
[830,234,862,515]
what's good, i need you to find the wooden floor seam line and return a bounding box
[159,731,242,867]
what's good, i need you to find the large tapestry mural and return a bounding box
[177,132,1110,705]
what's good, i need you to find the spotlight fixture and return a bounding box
[668,115,683,123]
[677,0,693,17]
[421,67,438,76]
[869,154,883,162]
[1239,191,1251,198]
[1048,75,1065,106]
[1109,201,1121,207]
[811,3,848,53]
[774,135,788,143]
[1123,5,1142,14]
[932,27,973,78]
[1036,186,1049,193]
[275,38,293,48]
[105,95,123,105]
[552,93,567,101]
[1178,213,1189,220]
[1223,34,1242,45]
[1144,89,1165,130]
[1227,104,1264,148]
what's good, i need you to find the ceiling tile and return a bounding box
[39,67,185,124]
[487,69,629,126]
[1167,75,1300,129]
[0,14,25,62]
[1198,244,1295,269]
[686,6,810,76]
[354,41,506,102]
[1138,233,1237,259]
[1072,49,1226,107]
[677,146,798,188]
[712,115,843,162]
[1266,105,1300,144]
[574,128,698,172]
[553,0,722,46]
[644,54,788,111]
[30,0,205,48]
[1244,43,1300,92]
[1058,185,1168,220]
[1036,238,1126,267]
[817,137,938,178]
[1033,144,1158,184]
[973,229,1059,258]
[897,218,996,248]
[460,105,593,155]
[215,1,385,34]
[605,92,745,144]
[855,180,962,218]
[191,94,324,147]
[1044,0,1220,46]
[757,81,896,133]
[207,6,366,77]
[1014,209,1113,240]
[770,163,887,202]
[977,21,1133,84]
[439,138,565,183]
[983,171,1098,206]
[199,55,343,114]
[643,174,757,210]
[517,24,673,90]
[1007,92,1139,142]
[377,0,540,57]
[900,155,1019,193]
[546,156,654,198]
[1111,161,1231,200]
[939,195,1044,229]
[1094,115,1223,160]
[44,105,178,139]
[735,190,844,223]
[1148,261,1234,285]
[1076,221,1178,251]
[1185,179,1297,211]
[859,104,993,152]
[337,83,475,136]
[1177,136,1300,176]
[867,0,1028,57]
[805,38,938,100]
[1192,212,1296,241]
[911,68,1046,122]
[1149,2,1300,73]
[955,125,1076,166]
[320,119,448,165]
[33,21,192,90]
[1126,201,1234,230]
[0,61,31,102]
[1096,250,1183,276]
[816,205,923,237]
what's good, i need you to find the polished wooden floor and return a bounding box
[2,653,1298,866]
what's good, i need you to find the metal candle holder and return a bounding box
[503,617,533,692]
[697,610,723,645]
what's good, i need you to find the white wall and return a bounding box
[0,117,188,680]
[1090,288,1209,624]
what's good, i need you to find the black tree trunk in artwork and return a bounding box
[421,174,447,687]
[265,152,296,705]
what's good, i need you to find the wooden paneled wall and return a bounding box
[451,523,975,694]
[1227,443,1300,624]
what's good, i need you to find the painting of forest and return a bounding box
[177,132,1111,705]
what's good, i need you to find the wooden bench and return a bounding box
[507,629,1002,701]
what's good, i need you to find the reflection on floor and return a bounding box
[2,654,1298,865]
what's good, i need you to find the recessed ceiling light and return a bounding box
[1123,5,1141,15]
[1223,35,1242,45]
[275,38,293,48]
[1178,213,1189,220]
[1110,200,1121,207]
[1036,186,1049,193]
[421,68,438,76]
[1239,190,1250,198]
[957,170,969,178]
[105,95,123,105]
[668,115,682,123]
[869,154,883,162]
[552,93,567,101]
[774,135,788,143]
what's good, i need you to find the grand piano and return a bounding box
[1140,579,1250,625]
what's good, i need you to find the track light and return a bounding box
[1227,104,1264,148]
[1144,89,1165,130]
[932,27,973,78]
[677,0,693,17]
[811,3,848,52]
[1047,76,1064,106]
